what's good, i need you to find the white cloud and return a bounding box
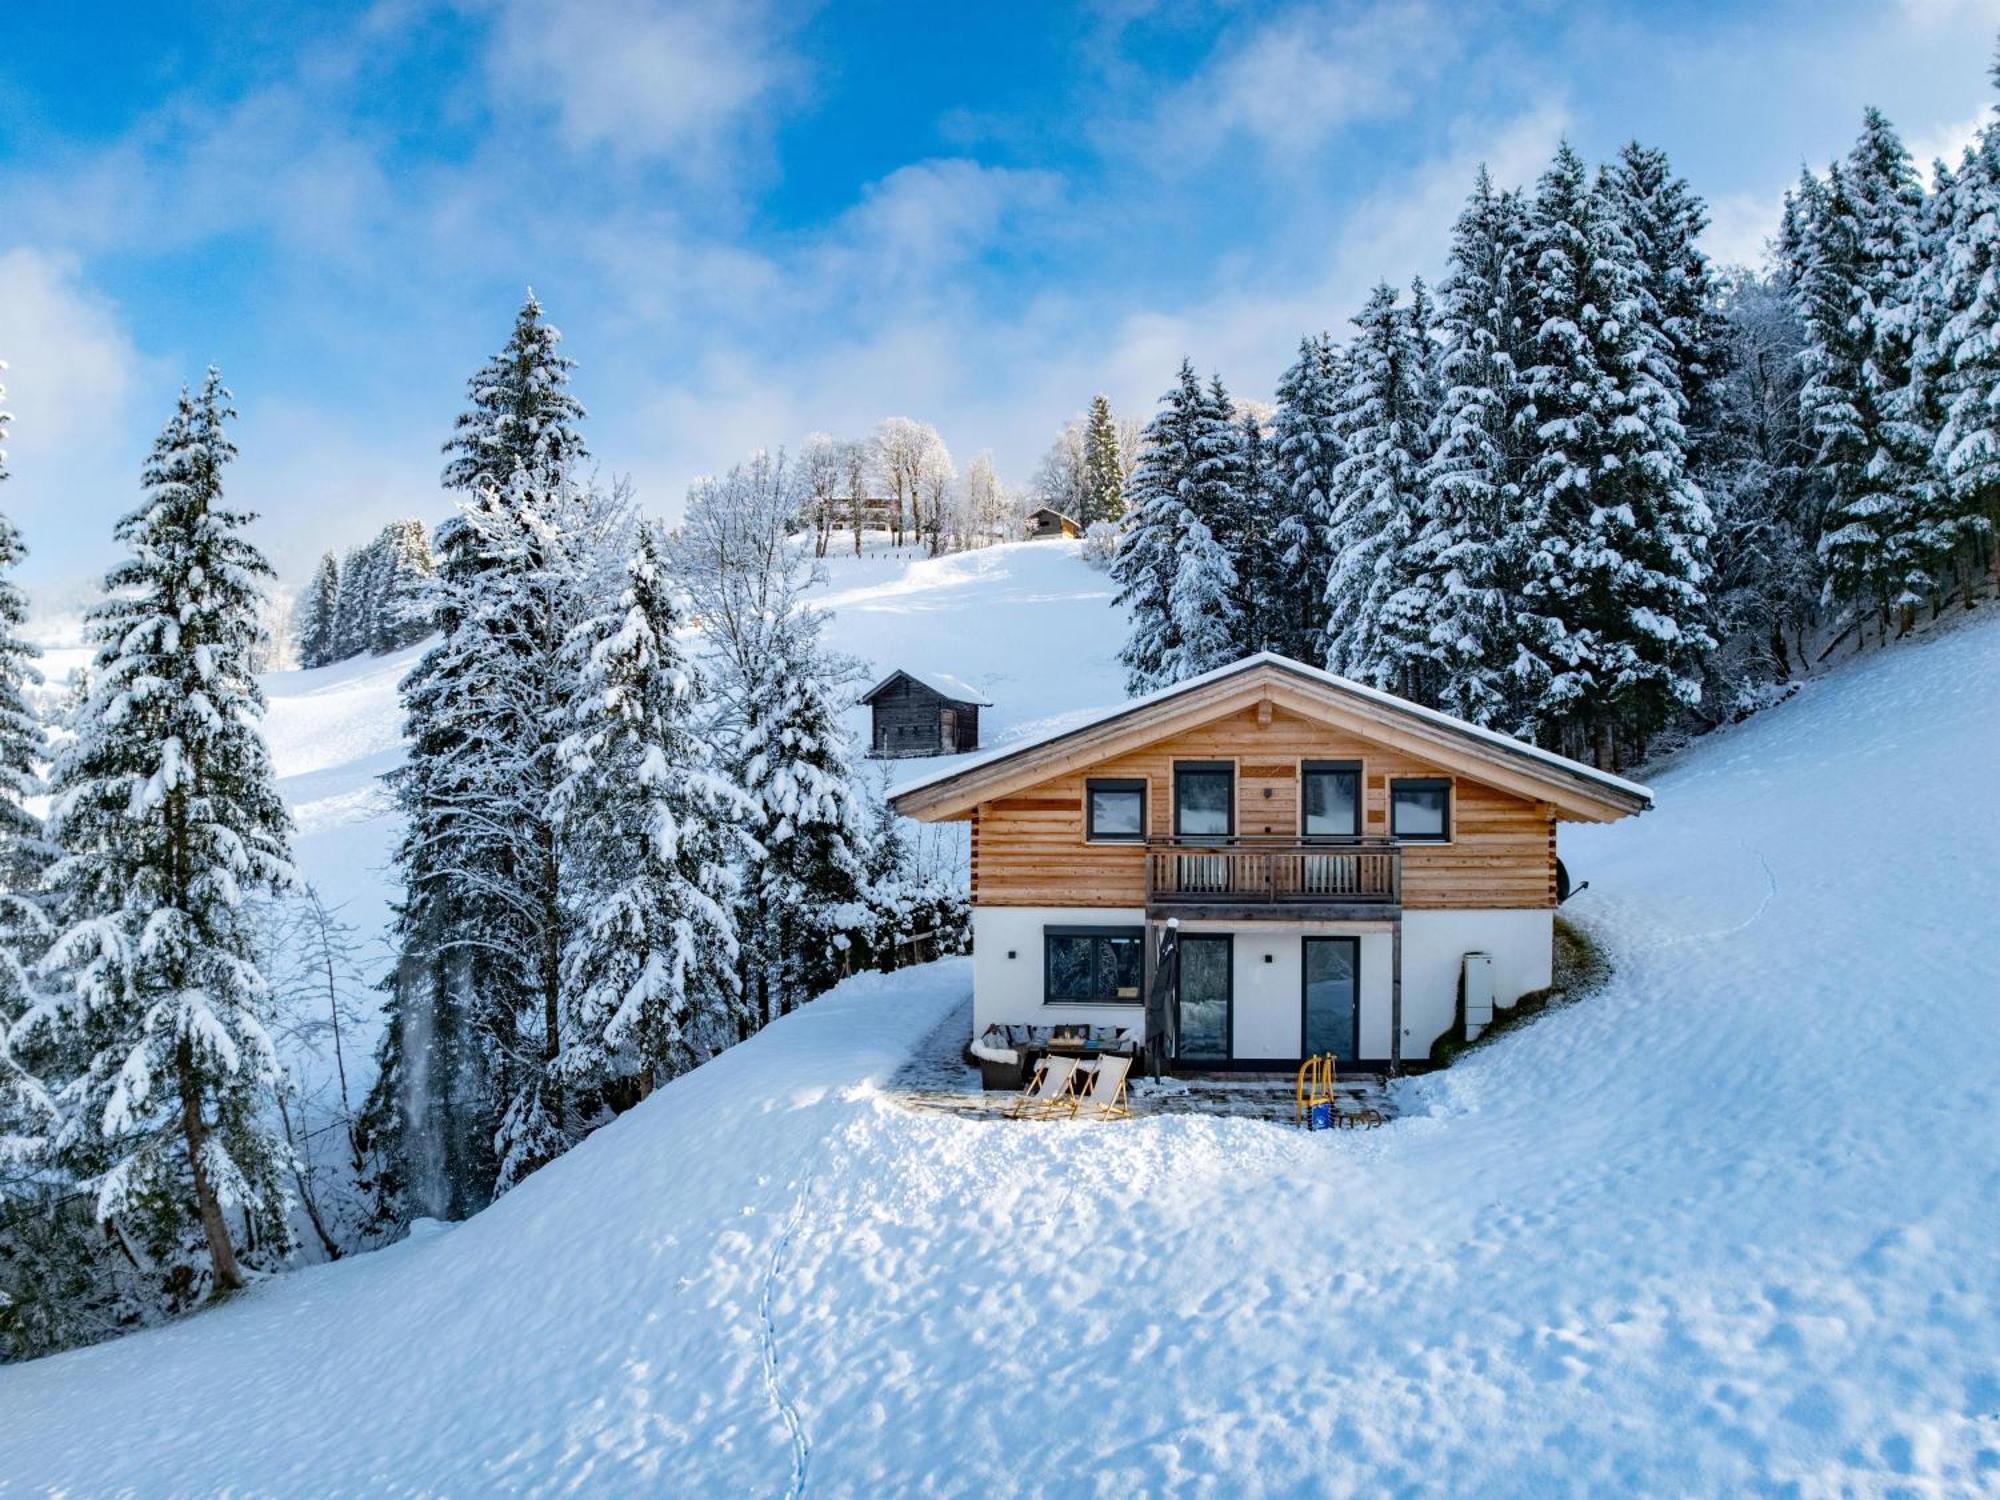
[482,0,803,171]
[608,106,1574,526]
[1703,190,1784,272]
[1908,108,1990,173]
[0,248,147,454]
[1147,0,1460,161]
[0,248,172,589]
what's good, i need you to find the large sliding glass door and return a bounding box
[1175,934,1233,1064]
[1302,937,1359,1062]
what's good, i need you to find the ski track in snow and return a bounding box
[760,1154,818,1500]
[4,545,1999,1495]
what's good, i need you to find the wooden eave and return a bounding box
[888,662,1651,826]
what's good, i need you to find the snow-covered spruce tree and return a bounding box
[1922,108,2000,602]
[34,369,295,1299]
[1269,333,1346,662]
[854,790,970,973]
[1165,506,1242,679]
[1514,143,1714,764]
[1082,394,1126,525]
[363,292,604,1220]
[1113,361,1206,692]
[294,552,341,668]
[735,608,868,1026]
[668,451,870,1025]
[553,523,753,1100]
[0,363,55,1223]
[1694,268,1826,712]
[1112,362,1249,689]
[1796,112,1934,630]
[1323,282,1438,697]
[1607,143,1728,471]
[1197,374,1251,555]
[329,541,378,662]
[1229,403,1281,650]
[1417,168,1534,726]
[367,520,436,654]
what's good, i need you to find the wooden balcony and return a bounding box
[1144,838,1402,919]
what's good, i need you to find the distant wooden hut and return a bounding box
[861,669,991,758]
[1024,507,1081,540]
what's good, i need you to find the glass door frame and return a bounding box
[1300,936,1361,1063]
[1173,932,1234,1065]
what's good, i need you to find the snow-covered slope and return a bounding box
[3,589,1996,1492]
[254,538,1120,1099]
[812,537,1126,768]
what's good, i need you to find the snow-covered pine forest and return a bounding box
[1112,123,2000,769]
[0,76,1997,1371]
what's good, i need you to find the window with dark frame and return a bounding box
[1173,761,1234,840]
[1043,927,1145,1005]
[1301,761,1361,839]
[1085,778,1147,842]
[1389,777,1452,841]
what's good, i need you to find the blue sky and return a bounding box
[2,0,1998,600]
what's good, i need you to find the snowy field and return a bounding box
[4,550,1997,1494]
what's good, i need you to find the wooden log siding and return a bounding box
[969,702,1557,911]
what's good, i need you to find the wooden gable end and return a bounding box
[968,700,1558,912]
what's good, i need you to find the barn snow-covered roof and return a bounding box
[859,668,992,707]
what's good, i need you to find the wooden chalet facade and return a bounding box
[890,653,1651,1073]
[862,669,990,759]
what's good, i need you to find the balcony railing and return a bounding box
[1144,838,1402,910]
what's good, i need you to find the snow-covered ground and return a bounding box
[3,557,1997,1493]
[814,536,1126,769]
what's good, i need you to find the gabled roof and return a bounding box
[859,668,992,707]
[1027,506,1078,524]
[888,652,1652,824]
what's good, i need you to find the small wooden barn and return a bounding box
[861,669,991,758]
[1025,507,1081,540]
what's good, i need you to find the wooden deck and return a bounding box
[888,1000,1396,1126]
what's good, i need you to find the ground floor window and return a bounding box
[1044,926,1144,1004]
[1302,936,1360,1061]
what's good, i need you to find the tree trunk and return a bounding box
[177,1039,246,1294]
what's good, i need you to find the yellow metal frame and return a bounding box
[1296,1053,1337,1126]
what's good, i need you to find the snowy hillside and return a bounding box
[3,579,1996,1492]
[256,537,1124,1080]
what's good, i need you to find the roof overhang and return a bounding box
[888,654,1652,825]
[859,668,992,707]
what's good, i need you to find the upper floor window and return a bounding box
[1390,778,1452,841]
[1302,761,1361,838]
[1174,761,1234,840]
[1086,778,1147,842]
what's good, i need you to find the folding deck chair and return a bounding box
[1007,1054,1081,1119]
[1072,1053,1133,1121]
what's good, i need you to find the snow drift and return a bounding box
[3,565,1997,1495]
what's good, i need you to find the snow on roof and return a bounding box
[860,668,992,707]
[888,650,1652,806]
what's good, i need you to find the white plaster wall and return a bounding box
[969,906,1550,1066]
[1400,909,1553,1061]
[1357,933,1394,1060]
[970,906,1147,1034]
[1228,929,1300,1058]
